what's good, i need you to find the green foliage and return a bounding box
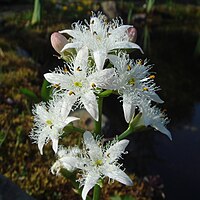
[0,130,7,147]
[41,79,52,102]
[146,0,156,13]
[20,87,39,102]
[110,194,136,200]
[20,79,52,103]
[31,0,42,25]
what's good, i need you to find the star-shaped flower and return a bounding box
[44,47,115,121]
[30,96,79,154]
[108,53,163,123]
[59,13,142,70]
[51,131,133,200]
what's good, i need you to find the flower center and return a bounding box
[94,159,103,167]
[46,120,53,128]
[74,81,82,87]
[46,120,53,125]
[128,78,135,86]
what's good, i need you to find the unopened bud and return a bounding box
[50,32,68,54]
[127,27,137,43]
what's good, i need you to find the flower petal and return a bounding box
[123,99,136,123]
[147,92,164,103]
[52,137,59,154]
[64,116,79,125]
[105,139,129,163]
[93,50,107,70]
[82,171,100,200]
[111,41,143,53]
[61,42,82,52]
[44,73,67,85]
[89,68,115,89]
[37,130,47,155]
[83,131,102,160]
[74,47,88,72]
[153,123,172,140]
[59,29,77,38]
[81,91,99,121]
[103,164,133,186]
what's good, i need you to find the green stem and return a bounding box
[92,97,103,200]
[118,126,133,140]
[92,185,101,200]
[94,97,103,135]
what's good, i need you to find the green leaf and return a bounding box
[41,79,52,102]
[110,195,121,200]
[0,130,7,147]
[20,88,39,102]
[123,195,136,200]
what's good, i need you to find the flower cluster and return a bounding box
[30,12,171,200]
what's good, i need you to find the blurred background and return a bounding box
[0,0,200,200]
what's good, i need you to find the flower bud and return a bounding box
[127,27,137,43]
[50,32,68,53]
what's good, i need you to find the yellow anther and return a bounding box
[127,65,132,71]
[76,66,82,71]
[149,75,155,79]
[63,67,68,73]
[74,81,82,87]
[128,78,135,85]
[53,84,60,88]
[143,87,148,91]
[91,83,96,88]
[136,59,143,65]
[69,91,75,96]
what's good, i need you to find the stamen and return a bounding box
[77,66,82,71]
[143,87,148,91]
[136,59,143,65]
[91,83,96,88]
[64,67,68,73]
[149,75,155,79]
[69,91,75,95]
[53,84,60,89]
[127,64,132,71]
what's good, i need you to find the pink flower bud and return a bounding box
[127,27,137,43]
[50,32,68,53]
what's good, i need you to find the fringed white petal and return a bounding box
[81,91,99,121]
[111,41,143,53]
[123,100,136,123]
[105,140,129,163]
[61,42,82,52]
[74,47,88,72]
[82,171,100,200]
[44,73,67,85]
[103,164,133,186]
[93,50,107,70]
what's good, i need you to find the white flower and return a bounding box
[59,13,142,70]
[51,131,133,200]
[139,99,172,140]
[30,96,79,154]
[108,53,163,123]
[44,47,115,121]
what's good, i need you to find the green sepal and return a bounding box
[41,79,52,102]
